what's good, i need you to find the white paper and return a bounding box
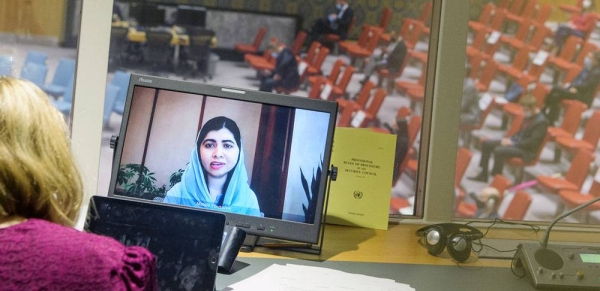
[487,31,500,45]
[479,93,493,110]
[298,61,308,75]
[351,110,366,127]
[532,51,549,66]
[320,83,333,100]
[226,263,415,291]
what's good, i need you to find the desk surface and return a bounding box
[216,223,599,290]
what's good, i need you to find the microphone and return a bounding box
[539,195,600,248]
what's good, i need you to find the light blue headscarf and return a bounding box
[164,135,262,216]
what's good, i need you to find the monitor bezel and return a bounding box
[108,74,338,245]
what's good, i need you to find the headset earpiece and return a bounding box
[446,233,472,262]
[416,223,483,262]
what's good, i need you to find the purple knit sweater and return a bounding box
[0,219,157,291]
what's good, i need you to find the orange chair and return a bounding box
[456,174,512,218]
[300,41,321,65]
[499,19,533,56]
[345,28,382,63]
[546,99,587,142]
[504,0,538,27]
[455,147,474,188]
[555,110,600,155]
[497,45,531,85]
[553,41,598,82]
[337,80,376,112]
[321,64,356,101]
[339,24,369,52]
[400,19,425,51]
[396,68,426,94]
[505,0,526,17]
[290,31,308,56]
[376,54,410,92]
[502,81,549,120]
[307,59,345,88]
[558,180,600,223]
[559,0,583,15]
[403,116,425,177]
[468,3,496,32]
[469,6,507,34]
[474,59,498,92]
[337,89,387,127]
[234,27,267,55]
[466,25,489,59]
[502,190,532,220]
[302,46,330,81]
[531,4,553,28]
[537,149,594,193]
[548,35,582,82]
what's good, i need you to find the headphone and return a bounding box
[415,223,483,262]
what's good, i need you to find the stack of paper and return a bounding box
[225,264,415,291]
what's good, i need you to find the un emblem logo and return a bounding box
[353,191,363,199]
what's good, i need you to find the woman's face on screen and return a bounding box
[199,128,240,179]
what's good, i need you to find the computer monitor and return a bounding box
[138,4,167,27]
[108,74,337,246]
[176,5,207,27]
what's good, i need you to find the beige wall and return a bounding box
[0,0,66,40]
[120,87,155,166]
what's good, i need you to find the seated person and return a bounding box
[305,0,354,46]
[469,187,501,219]
[0,77,157,290]
[469,95,549,183]
[459,65,481,127]
[542,51,600,125]
[552,0,596,54]
[361,31,408,86]
[258,39,300,93]
[164,116,262,216]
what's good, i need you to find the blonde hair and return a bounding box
[0,77,83,226]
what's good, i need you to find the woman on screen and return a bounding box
[164,116,262,216]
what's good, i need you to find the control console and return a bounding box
[515,242,600,289]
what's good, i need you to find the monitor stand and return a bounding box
[240,165,337,256]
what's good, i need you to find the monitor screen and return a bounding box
[85,195,225,290]
[108,74,337,245]
[139,4,167,27]
[176,5,207,27]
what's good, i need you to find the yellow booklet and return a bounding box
[326,127,396,230]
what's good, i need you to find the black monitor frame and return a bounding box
[138,4,167,27]
[175,5,207,28]
[108,74,337,251]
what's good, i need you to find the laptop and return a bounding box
[85,195,225,291]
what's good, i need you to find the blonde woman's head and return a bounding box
[0,77,83,226]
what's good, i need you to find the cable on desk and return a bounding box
[466,218,540,261]
[510,244,526,278]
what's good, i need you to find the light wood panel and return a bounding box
[240,223,600,268]
[0,0,66,40]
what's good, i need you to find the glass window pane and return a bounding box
[100,1,435,218]
[455,0,600,225]
[0,0,80,126]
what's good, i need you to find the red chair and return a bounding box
[307,59,344,88]
[396,68,426,94]
[345,27,382,63]
[337,80,376,113]
[548,35,582,81]
[470,7,507,34]
[455,147,474,188]
[531,4,553,28]
[499,19,533,56]
[546,99,587,142]
[502,191,532,220]
[339,25,370,52]
[290,31,308,56]
[502,82,549,120]
[322,64,356,101]
[553,41,598,82]
[234,27,267,55]
[555,110,600,155]
[559,0,583,15]
[456,174,512,218]
[474,59,498,92]
[302,45,330,82]
[537,149,594,193]
[496,46,531,87]
[558,180,600,223]
[504,0,538,27]
[338,89,387,127]
[468,3,496,32]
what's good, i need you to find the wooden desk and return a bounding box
[216,223,599,290]
[239,223,600,267]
